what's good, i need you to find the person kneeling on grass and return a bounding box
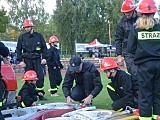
[18,70,44,107]
[62,56,103,106]
[101,57,138,111]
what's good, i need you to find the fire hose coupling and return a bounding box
[125,106,139,116]
[79,103,86,109]
[79,102,92,109]
[15,96,22,101]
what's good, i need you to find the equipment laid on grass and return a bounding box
[103,106,139,120]
[1,102,139,120]
[61,106,139,120]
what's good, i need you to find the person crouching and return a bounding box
[101,57,138,111]
[18,70,43,107]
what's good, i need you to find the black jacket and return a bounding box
[17,32,47,61]
[62,61,103,98]
[46,46,63,69]
[111,70,134,107]
[115,15,138,55]
[18,82,38,107]
[0,42,9,78]
[127,24,160,65]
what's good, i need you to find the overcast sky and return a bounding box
[0,0,159,17]
[0,0,56,14]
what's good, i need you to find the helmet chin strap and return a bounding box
[108,70,113,79]
[54,44,58,47]
[51,44,57,47]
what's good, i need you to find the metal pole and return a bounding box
[71,0,78,56]
[25,0,28,19]
[74,4,78,56]
[74,6,77,56]
[74,38,77,56]
[108,20,112,57]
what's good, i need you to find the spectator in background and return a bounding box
[94,48,99,58]
[79,52,84,60]
[12,54,17,64]
[88,48,93,58]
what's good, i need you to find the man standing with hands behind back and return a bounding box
[17,19,48,101]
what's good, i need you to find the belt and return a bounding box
[24,52,40,55]
[22,52,41,59]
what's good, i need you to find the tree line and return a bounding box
[0,0,160,55]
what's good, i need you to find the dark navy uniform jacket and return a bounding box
[110,70,134,107]
[17,32,47,61]
[127,24,160,64]
[62,61,103,98]
[18,82,38,107]
[115,15,138,55]
[46,46,63,69]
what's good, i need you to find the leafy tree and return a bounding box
[5,26,21,41]
[105,0,122,44]
[5,0,50,41]
[0,7,9,39]
[3,0,124,55]
[158,5,160,23]
[52,0,122,54]
[53,0,75,55]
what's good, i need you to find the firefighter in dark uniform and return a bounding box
[0,41,9,120]
[115,0,139,92]
[101,57,138,111]
[18,70,43,107]
[46,36,63,96]
[127,0,159,119]
[62,56,103,106]
[17,19,47,101]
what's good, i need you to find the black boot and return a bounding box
[39,96,48,101]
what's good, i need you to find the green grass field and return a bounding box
[16,72,112,110]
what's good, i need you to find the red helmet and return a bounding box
[23,19,34,28]
[49,36,59,43]
[121,0,136,13]
[22,70,38,81]
[101,57,119,71]
[137,0,158,13]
